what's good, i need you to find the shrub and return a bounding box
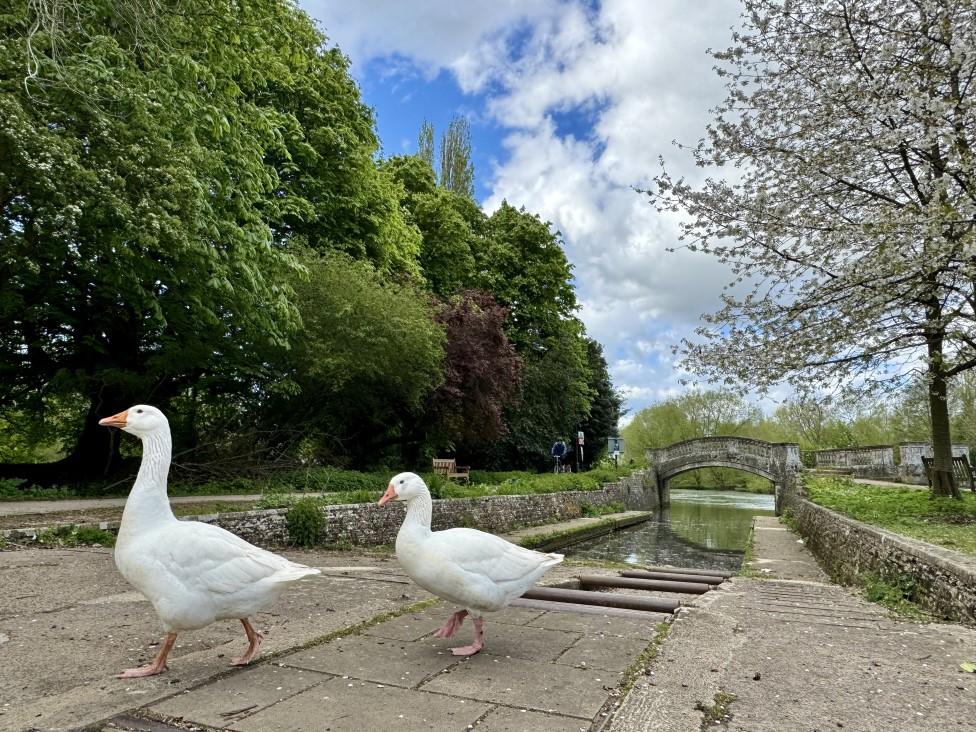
[287,498,325,547]
[36,524,116,547]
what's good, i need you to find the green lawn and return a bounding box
[806,476,976,555]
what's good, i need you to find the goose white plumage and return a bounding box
[379,471,563,656]
[99,405,320,678]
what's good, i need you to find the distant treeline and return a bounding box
[623,381,976,489]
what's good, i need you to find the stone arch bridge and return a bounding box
[646,437,802,514]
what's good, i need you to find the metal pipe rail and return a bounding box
[642,565,733,579]
[520,586,680,613]
[578,574,712,595]
[620,570,725,585]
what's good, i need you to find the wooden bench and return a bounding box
[921,455,976,492]
[432,458,471,484]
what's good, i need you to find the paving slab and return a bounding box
[149,664,328,728]
[524,607,659,639]
[748,515,827,581]
[555,632,647,672]
[453,623,581,663]
[420,652,616,719]
[280,633,457,687]
[230,675,491,732]
[474,705,590,732]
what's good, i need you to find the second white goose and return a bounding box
[379,471,563,656]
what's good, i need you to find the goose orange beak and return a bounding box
[98,410,128,428]
[378,483,397,506]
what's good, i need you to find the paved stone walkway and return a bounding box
[0,545,670,732]
[609,516,976,732]
[131,605,663,732]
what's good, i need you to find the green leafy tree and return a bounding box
[417,119,436,171]
[264,44,420,276]
[268,252,445,467]
[480,202,578,350]
[578,339,623,469]
[383,156,477,297]
[438,115,475,198]
[1,0,322,481]
[485,319,593,471]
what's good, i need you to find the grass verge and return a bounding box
[806,476,976,555]
[617,621,672,697]
[737,527,762,579]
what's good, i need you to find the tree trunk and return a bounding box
[926,340,961,499]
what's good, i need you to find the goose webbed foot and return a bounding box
[118,632,176,678]
[433,609,468,639]
[449,616,484,656]
[230,618,264,666]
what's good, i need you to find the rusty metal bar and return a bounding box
[520,586,680,613]
[621,570,725,585]
[642,565,733,579]
[579,574,712,595]
[509,597,672,622]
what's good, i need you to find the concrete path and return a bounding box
[852,478,927,490]
[609,516,976,732]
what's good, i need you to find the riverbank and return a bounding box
[609,515,976,731]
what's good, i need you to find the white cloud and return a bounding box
[307,0,561,74]
[301,0,748,416]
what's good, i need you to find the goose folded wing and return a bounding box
[163,525,293,595]
[431,528,558,585]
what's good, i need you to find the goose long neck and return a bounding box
[404,490,433,531]
[120,427,176,535]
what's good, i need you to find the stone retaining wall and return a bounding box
[3,470,657,548]
[781,485,976,624]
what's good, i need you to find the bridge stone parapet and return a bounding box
[898,442,971,484]
[646,436,801,515]
[813,445,896,480]
[810,443,971,485]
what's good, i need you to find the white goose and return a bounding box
[99,405,320,678]
[379,472,563,656]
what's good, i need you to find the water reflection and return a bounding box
[568,489,776,572]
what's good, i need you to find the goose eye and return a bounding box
[399,480,404,485]
[136,409,144,414]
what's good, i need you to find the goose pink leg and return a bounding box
[450,616,484,656]
[118,632,177,678]
[433,609,467,639]
[230,618,263,666]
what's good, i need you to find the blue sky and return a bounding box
[302,1,748,422]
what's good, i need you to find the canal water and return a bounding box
[568,489,776,572]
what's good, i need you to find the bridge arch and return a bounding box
[646,436,801,514]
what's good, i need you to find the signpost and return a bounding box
[607,436,624,467]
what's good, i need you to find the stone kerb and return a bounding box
[781,484,976,624]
